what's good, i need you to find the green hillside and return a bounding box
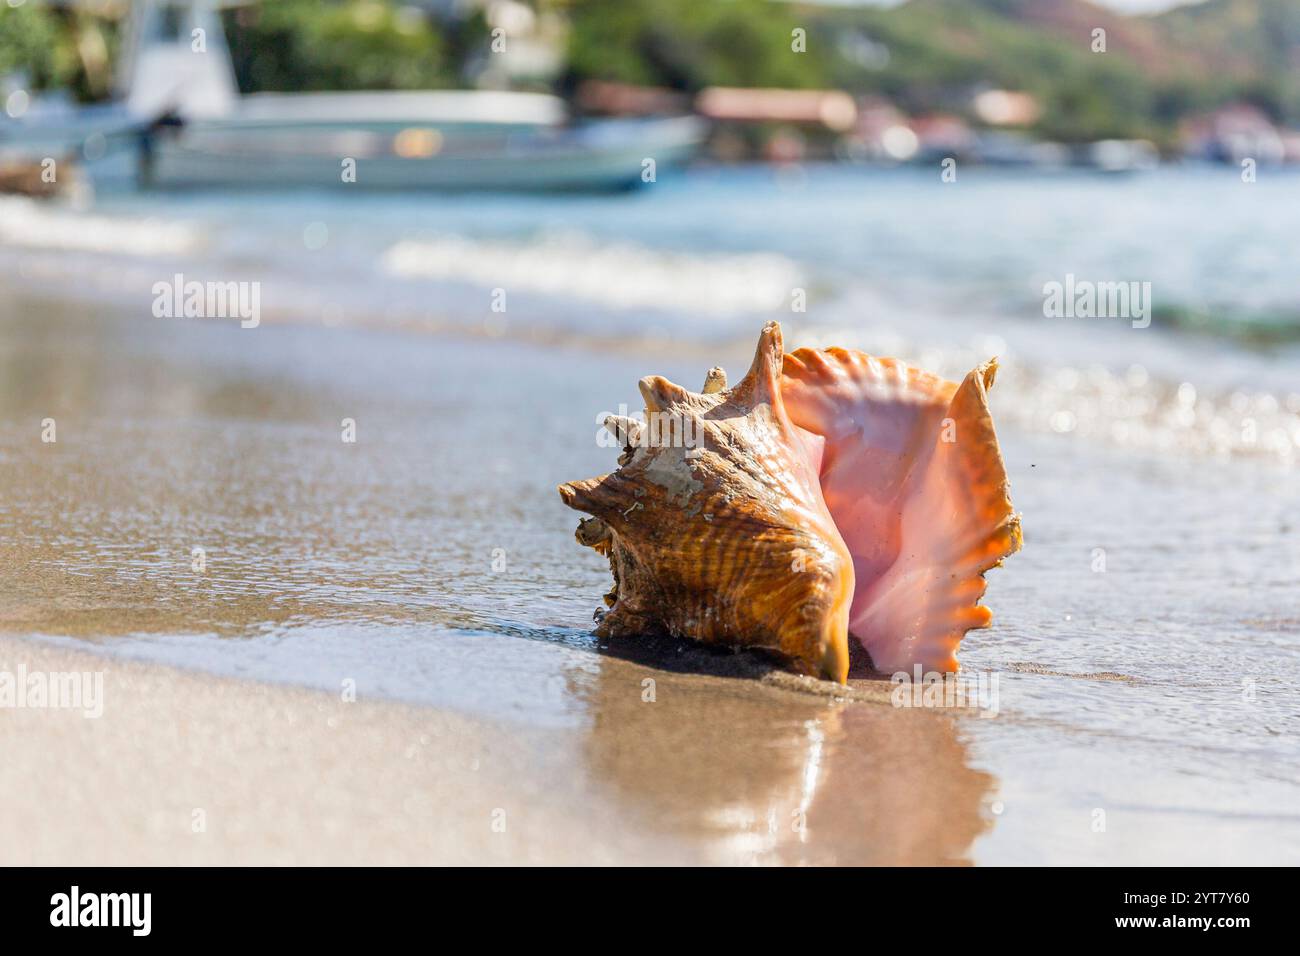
[564,0,1300,143]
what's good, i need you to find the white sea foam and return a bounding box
[0,197,201,256]
[382,232,803,316]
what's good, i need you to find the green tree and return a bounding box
[563,0,827,92]
[0,3,81,92]
[223,0,451,93]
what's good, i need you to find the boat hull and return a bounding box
[141,114,704,192]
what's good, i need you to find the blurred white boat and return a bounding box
[0,0,703,193]
[136,93,703,191]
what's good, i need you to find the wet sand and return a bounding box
[2,292,1297,865]
[0,632,994,866]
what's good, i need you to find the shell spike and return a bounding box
[735,321,786,410]
[557,475,618,524]
[638,375,690,414]
[602,414,643,448]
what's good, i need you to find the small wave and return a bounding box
[382,231,804,316]
[0,196,202,257]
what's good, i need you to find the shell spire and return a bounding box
[559,323,855,682]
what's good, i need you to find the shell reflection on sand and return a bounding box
[578,651,994,865]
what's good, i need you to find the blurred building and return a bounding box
[841,95,913,162]
[1180,103,1287,165]
[909,114,976,162]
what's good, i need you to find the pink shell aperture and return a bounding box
[782,346,1022,674]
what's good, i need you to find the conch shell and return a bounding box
[559,322,1021,684]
